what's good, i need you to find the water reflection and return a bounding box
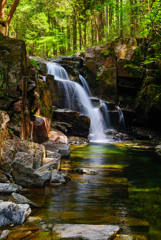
[31,142,161,239]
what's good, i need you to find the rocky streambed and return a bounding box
[0,137,161,240]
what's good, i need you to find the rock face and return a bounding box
[53,109,90,138]
[0,34,32,140]
[52,224,120,240]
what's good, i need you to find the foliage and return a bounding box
[2,0,161,58]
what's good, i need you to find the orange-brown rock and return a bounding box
[33,116,51,143]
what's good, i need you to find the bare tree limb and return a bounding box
[6,0,20,25]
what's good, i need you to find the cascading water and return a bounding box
[118,106,126,132]
[47,62,107,142]
[100,101,111,130]
[79,75,112,131]
[79,75,92,97]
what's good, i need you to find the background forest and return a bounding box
[3,0,161,58]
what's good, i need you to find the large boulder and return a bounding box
[0,183,22,193]
[12,152,58,187]
[12,158,49,188]
[53,109,90,138]
[33,116,51,143]
[43,141,70,159]
[48,129,67,144]
[0,139,45,173]
[0,201,31,227]
[9,193,38,208]
[50,169,71,184]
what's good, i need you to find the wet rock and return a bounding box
[57,144,70,158]
[9,193,38,208]
[43,141,70,159]
[0,201,31,227]
[0,183,22,193]
[49,130,67,144]
[0,230,9,240]
[53,109,90,138]
[68,136,89,145]
[52,224,120,240]
[34,165,52,183]
[75,168,98,175]
[0,170,9,183]
[33,116,51,143]
[50,170,71,184]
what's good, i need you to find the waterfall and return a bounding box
[47,62,107,142]
[79,75,92,97]
[118,106,126,132]
[78,75,111,130]
[100,101,111,130]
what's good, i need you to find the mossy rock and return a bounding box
[124,64,144,78]
[136,84,161,117]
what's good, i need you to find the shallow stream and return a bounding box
[6,141,161,239]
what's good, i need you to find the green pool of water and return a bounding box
[23,142,161,239]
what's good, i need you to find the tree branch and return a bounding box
[6,0,20,25]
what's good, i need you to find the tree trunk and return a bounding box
[84,20,86,48]
[98,12,104,41]
[73,10,77,51]
[91,19,94,45]
[79,22,82,50]
[0,0,6,19]
[120,0,123,37]
[116,0,119,37]
[105,5,108,40]
[130,0,135,36]
[109,3,113,39]
[67,17,71,53]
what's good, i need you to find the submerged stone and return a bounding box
[52,224,120,240]
[75,168,98,175]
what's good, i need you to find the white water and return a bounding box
[100,101,112,129]
[47,62,107,142]
[118,106,126,132]
[79,74,92,97]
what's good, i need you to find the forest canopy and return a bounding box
[1,0,161,57]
